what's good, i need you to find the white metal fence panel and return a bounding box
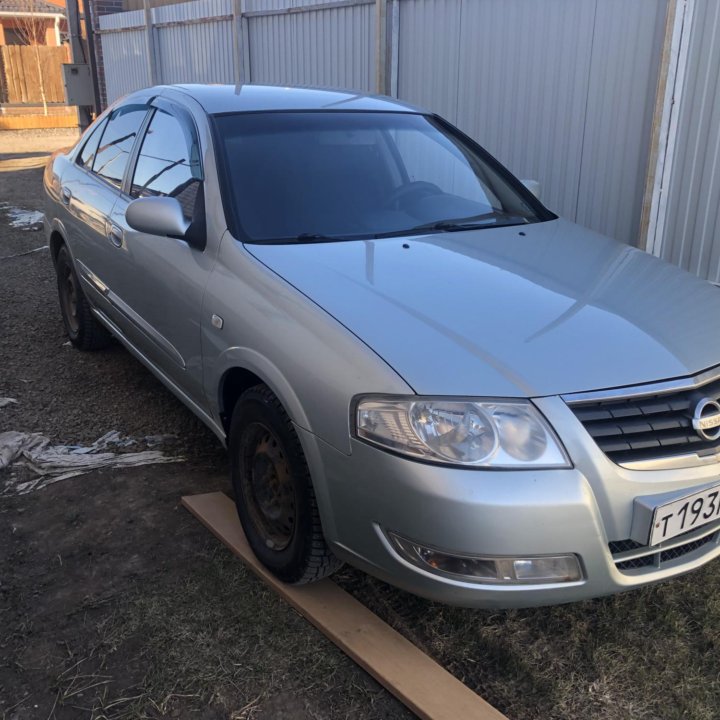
[576,0,667,245]
[660,0,720,281]
[246,0,351,8]
[397,0,462,122]
[98,0,667,247]
[248,2,374,90]
[397,0,667,244]
[154,0,235,85]
[100,0,375,103]
[99,9,149,103]
[453,0,596,223]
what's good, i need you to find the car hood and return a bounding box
[246,219,720,397]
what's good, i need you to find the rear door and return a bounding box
[60,103,150,321]
[105,98,211,407]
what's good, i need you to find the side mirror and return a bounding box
[521,179,541,200]
[126,196,190,239]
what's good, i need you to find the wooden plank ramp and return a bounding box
[182,492,509,720]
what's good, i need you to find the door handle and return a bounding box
[107,224,123,248]
[61,186,72,205]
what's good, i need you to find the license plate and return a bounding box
[649,484,720,545]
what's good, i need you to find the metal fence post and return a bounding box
[232,0,251,85]
[642,0,694,257]
[143,0,159,86]
[375,0,388,94]
[389,0,399,97]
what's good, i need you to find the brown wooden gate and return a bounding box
[1,45,70,104]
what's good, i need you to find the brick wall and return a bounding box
[90,0,124,108]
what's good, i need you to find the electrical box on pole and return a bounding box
[65,0,93,130]
[62,64,95,107]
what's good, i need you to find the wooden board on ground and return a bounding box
[182,492,508,720]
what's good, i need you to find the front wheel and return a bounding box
[229,385,343,584]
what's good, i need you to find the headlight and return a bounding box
[354,397,570,468]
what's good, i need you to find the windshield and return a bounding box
[214,111,551,243]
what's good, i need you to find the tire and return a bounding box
[229,384,343,584]
[55,245,112,351]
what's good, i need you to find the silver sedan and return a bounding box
[43,84,720,607]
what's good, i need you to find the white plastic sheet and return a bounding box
[0,430,183,495]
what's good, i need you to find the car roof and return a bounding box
[155,84,426,115]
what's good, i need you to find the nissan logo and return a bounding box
[692,397,720,441]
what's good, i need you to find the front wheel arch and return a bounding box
[215,357,338,542]
[229,383,342,584]
[215,352,312,439]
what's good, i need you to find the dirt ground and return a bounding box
[0,130,411,720]
[2,130,720,720]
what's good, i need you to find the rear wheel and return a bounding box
[55,245,111,351]
[229,384,342,584]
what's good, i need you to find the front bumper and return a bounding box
[298,396,720,608]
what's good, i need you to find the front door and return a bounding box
[105,100,211,409]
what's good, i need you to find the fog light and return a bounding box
[388,532,582,584]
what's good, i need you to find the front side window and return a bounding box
[214,111,550,243]
[92,104,148,189]
[130,107,202,217]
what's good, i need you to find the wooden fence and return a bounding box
[1,45,70,104]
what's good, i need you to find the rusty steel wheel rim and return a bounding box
[241,422,296,551]
[60,266,80,335]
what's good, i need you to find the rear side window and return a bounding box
[92,104,148,189]
[77,117,108,169]
[130,107,202,216]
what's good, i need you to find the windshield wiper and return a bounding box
[417,216,528,232]
[294,233,348,243]
[249,214,530,245]
[251,232,351,245]
[373,213,529,239]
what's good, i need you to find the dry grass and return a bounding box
[34,535,720,720]
[337,561,720,720]
[38,544,408,720]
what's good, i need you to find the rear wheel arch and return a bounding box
[55,245,111,351]
[49,229,66,265]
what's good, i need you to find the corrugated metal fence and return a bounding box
[98,0,668,247]
[658,0,720,282]
[99,0,376,102]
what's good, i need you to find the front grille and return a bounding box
[609,526,720,573]
[567,376,720,467]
